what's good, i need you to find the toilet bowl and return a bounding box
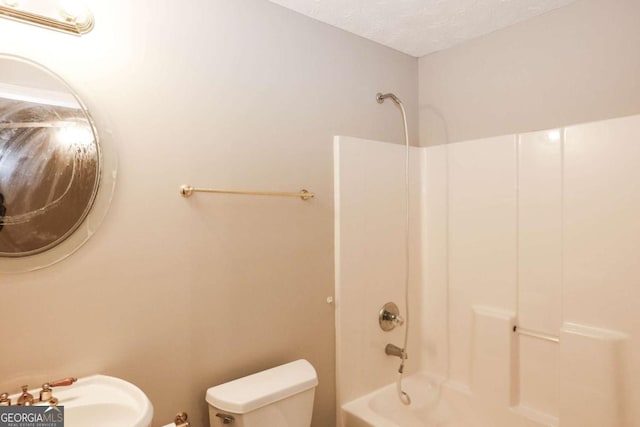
[206,359,318,426]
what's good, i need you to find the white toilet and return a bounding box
[206,359,318,426]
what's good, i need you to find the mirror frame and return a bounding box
[0,54,117,273]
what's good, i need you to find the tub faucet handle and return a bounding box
[379,302,404,331]
[390,312,405,326]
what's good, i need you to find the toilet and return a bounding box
[206,359,318,426]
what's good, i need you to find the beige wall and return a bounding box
[419,0,640,146]
[0,1,417,426]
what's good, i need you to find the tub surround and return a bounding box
[418,97,639,427]
[336,113,640,426]
[334,136,424,409]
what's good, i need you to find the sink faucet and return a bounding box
[17,386,34,406]
[0,377,76,406]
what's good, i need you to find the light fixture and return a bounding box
[2,0,19,8]
[0,0,94,35]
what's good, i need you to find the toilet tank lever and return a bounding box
[215,413,235,424]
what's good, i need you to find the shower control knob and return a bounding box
[379,302,404,331]
[392,313,405,326]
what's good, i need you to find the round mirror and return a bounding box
[0,54,115,273]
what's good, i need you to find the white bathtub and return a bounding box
[341,372,556,427]
[342,373,461,427]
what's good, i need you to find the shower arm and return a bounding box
[376,92,402,106]
[376,92,408,146]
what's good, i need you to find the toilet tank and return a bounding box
[206,359,318,427]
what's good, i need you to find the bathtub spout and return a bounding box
[385,344,407,360]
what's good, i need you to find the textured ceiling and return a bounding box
[266,0,578,57]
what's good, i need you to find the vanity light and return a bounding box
[0,0,94,35]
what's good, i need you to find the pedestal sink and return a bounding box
[12,375,153,427]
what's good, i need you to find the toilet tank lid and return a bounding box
[206,359,318,414]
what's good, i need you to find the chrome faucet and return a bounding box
[385,343,407,360]
[379,302,405,331]
[386,344,409,374]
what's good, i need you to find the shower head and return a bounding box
[376,92,402,106]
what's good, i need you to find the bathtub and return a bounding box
[341,373,463,427]
[341,372,555,427]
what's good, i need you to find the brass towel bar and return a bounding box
[180,185,314,201]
